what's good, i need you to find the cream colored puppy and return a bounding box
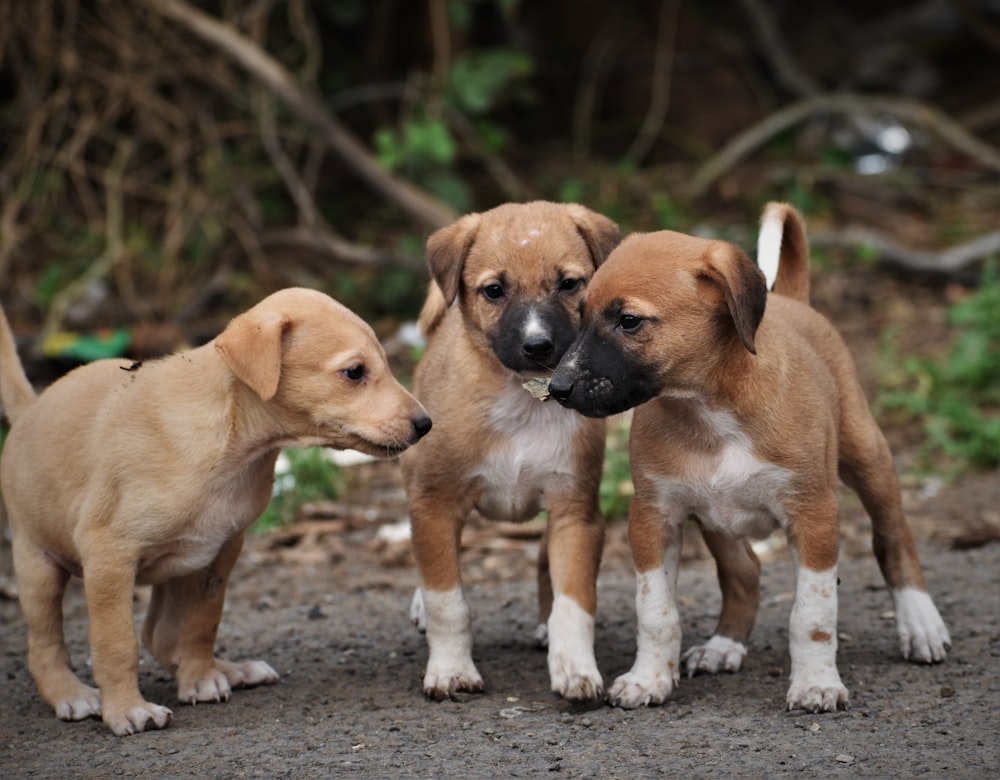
[549,203,949,712]
[1,287,431,735]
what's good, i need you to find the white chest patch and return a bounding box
[473,383,580,520]
[650,405,793,537]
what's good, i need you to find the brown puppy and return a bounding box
[401,201,620,701]
[549,203,950,712]
[1,288,431,735]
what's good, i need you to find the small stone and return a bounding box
[835,754,855,764]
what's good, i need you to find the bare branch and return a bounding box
[812,227,1000,276]
[142,0,456,230]
[689,93,1000,198]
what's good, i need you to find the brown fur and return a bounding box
[550,202,948,712]
[0,288,430,735]
[401,201,620,701]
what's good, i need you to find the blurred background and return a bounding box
[0,0,997,530]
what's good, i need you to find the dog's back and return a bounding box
[757,202,810,305]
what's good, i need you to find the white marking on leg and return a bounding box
[409,587,427,632]
[546,594,602,700]
[607,544,682,709]
[681,634,748,676]
[786,565,848,712]
[420,586,483,698]
[893,587,950,663]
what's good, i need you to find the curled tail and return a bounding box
[0,303,37,423]
[756,202,811,305]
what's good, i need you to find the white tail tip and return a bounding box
[756,206,784,291]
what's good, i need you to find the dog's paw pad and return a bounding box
[786,682,849,713]
[106,702,173,736]
[606,670,677,709]
[681,635,747,677]
[223,659,280,689]
[422,667,485,701]
[54,686,101,721]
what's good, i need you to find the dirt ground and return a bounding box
[1,268,999,778]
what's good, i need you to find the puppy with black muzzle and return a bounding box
[401,201,621,701]
[548,202,950,712]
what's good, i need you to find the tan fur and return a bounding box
[0,287,430,736]
[401,201,620,701]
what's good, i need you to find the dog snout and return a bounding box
[547,373,573,404]
[412,413,433,440]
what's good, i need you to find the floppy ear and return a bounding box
[425,212,481,306]
[564,203,621,267]
[701,243,768,354]
[215,309,290,401]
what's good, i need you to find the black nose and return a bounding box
[412,414,433,439]
[522,336,554,359]
[547,375,573,403]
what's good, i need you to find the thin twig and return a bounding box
[812,227,1000,275]
[142,0,456,230]
[689,93,1000,198]
[623,0,680,168]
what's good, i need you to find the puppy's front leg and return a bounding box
[82,543,172,736]
[544,504,604,700]
[607,502,682,709]
[142,533,278,704]
[785,500,849,713]
[409,499,483,700]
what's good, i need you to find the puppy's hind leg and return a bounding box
[142,533,278,705]
[838,401,950,663]
[681,528,759,676]
[13,535,101,721]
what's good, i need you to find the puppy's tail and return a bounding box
[0,302,36,424]
[756,202,810,304]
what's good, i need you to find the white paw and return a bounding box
[534,622,548,647]
[409,588,426,632]
[105,701,173,737]
[786,669,849,713]
[894,588,951,663]
[221,659,280,689]
[549,650,602,701]
[681,635,747,677]
[606,667,678,709]
[54,685,102,721]
[546,595,601,700]
[179,669,232,704]
[422,662,484,701]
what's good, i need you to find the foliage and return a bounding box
[253,448,343,533]
[599,416,634,522]
[878,261,1000,471]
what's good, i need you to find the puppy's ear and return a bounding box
[215,309,290,401]
[565,204,621,267]
[426,213,481,305]
[701,244,768,354]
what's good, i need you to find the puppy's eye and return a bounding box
[342,364,365,382]
[482,283,505,302]
[618,314,643,332]
[558,278,582,294]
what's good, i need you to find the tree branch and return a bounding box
[141,0,456,230]
[689,93,1000,198]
